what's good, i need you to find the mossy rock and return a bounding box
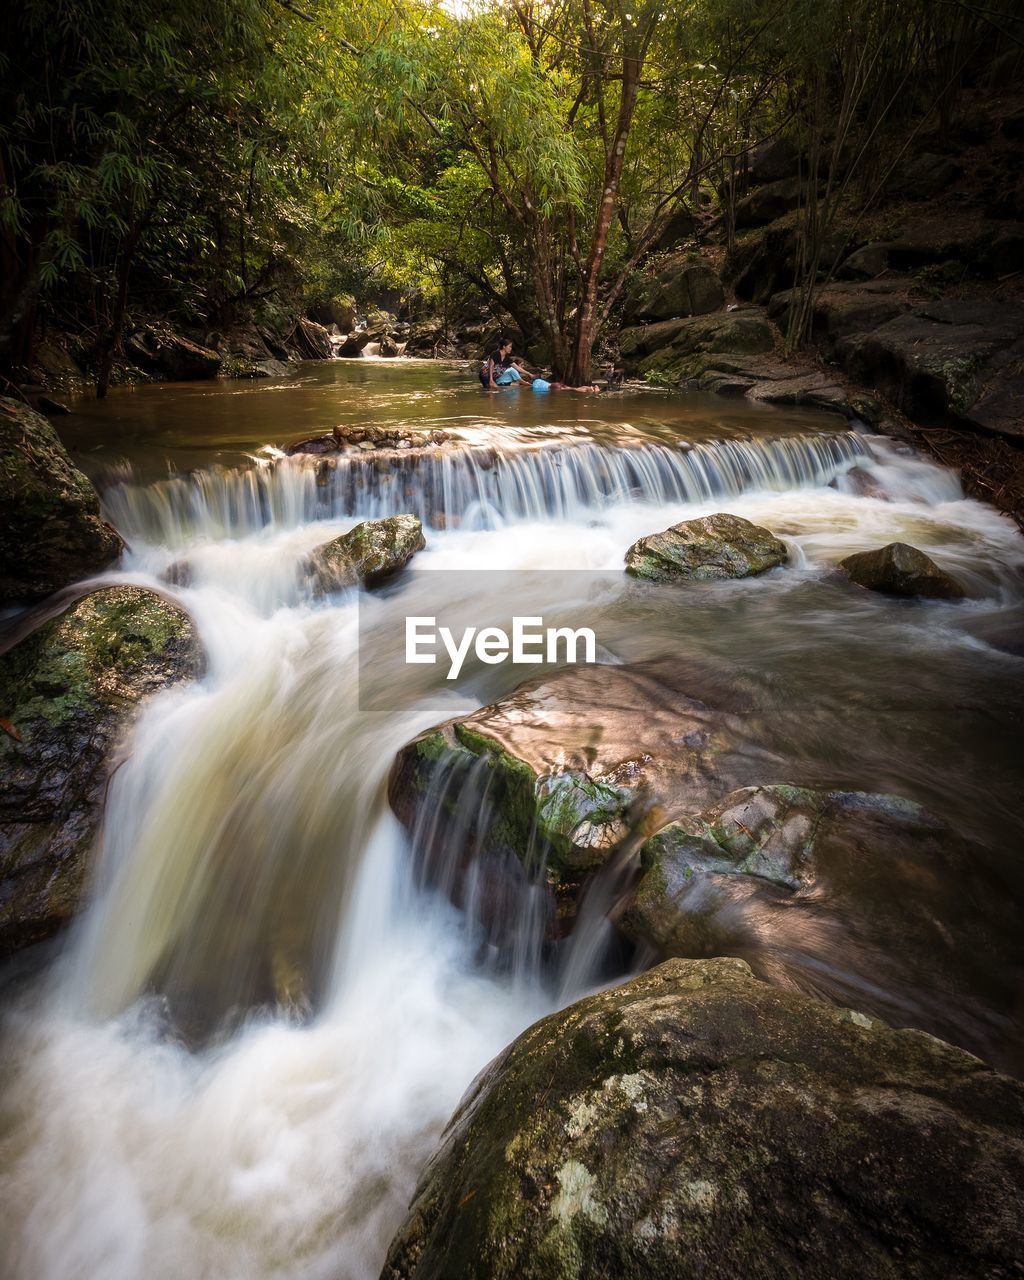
[0,586,203,956]
[619,785,1022,1064]
[388,663,786,935]
[624,255,724,323]
[382,957,1024,1280]
[625,512,788,583]
[0,396,123,603]
[621,311,776,383]
[306,514,425,592]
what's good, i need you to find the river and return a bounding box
[1,360,1022,1280]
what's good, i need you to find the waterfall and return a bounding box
[4,381,1020,1280]
[100,430,871,548]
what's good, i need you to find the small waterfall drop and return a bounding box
[101,430,873,547]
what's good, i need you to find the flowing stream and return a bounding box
[1,361,1023,1280]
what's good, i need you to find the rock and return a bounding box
[31,338,86,390]
[621,311,775,383]
[126,327,221,380]
[379,334,401,358]
[305,515,425,593]
[835,300,1024,436]
[0,397,124,604]
[328,294,357,334]
[767,280,908,348]
[893,152,965,201]
[744,135,799,184]
[363,309,396,341]
[0,587,202,956]
[284,432,339,456]
[625,512,787,583]
[218,323,288,378]
[337,330,371,358]
[728,221,851,304]
[734,176,804,228]
[619,785,1020,1059]
[837,242,890,279]
[624,255,724,323]
[382,957,1024,1280]
[388,662,785,901]
[653,206,697,249]
[838,541,966,599]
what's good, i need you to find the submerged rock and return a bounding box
[388,662,784,921]
[839,541,965,599]
[0,587,202,956]
[619,784,1021,1061]
[306,515,425,592]
[382,957,1024,1280]
[0,396,123,604]
[625,512,787,583]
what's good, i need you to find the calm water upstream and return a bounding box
[1,360,1022,1280]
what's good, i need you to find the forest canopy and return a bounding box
[3,0,1021,385]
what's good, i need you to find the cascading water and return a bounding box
[100,430,873,547]
[2,380,1023,1280]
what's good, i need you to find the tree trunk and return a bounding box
[96,219,144,398]
[564,17,649,386]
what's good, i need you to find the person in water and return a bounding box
[531,378,601,393]
[479,338,535,389]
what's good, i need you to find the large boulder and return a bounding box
[0,587,202,956]
[727,220,852,304]
[836,300,1024,436]
[767,280,909,348]
[619,785,1019,1061]
[744,136,799,184]
[329,294,357,334]
[337,330,371,358]
[625,512,787,583]
[891,151,965,201]
[218,323,290,378]
[838,541,966,599]
[734,176,804,228]
[624,255,724,323]
[0,396,123,604]
[388,662,786,928]
[383,957,1024,1280]
[620,310,775,383]
[305,515,425,592]
[125,326,221,380]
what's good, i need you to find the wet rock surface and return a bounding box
[620,785,1020,1062]
[306,515,425,592]
[0,587,203,956]
[839,541,966,599]
[625,512,788,583]
[382,956,1024,1280]
[389,662,786,892]
[0,396,124,604]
